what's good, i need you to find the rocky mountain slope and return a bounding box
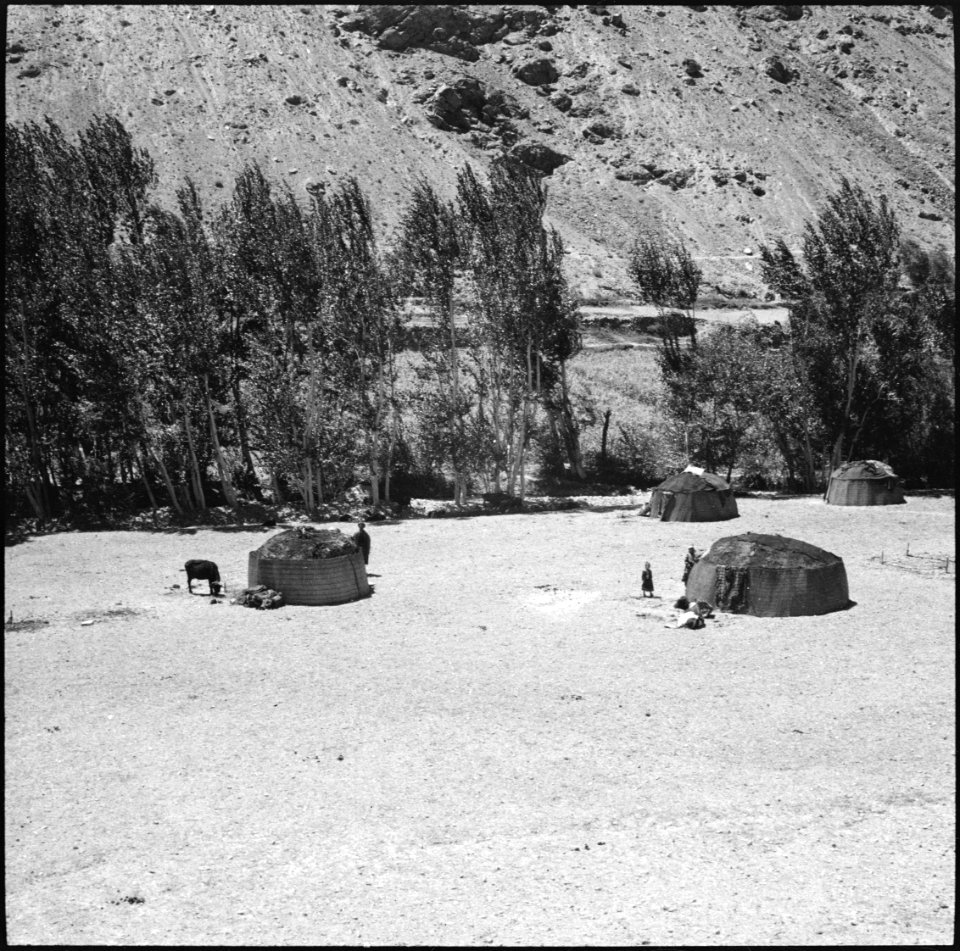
[6,4,955,298]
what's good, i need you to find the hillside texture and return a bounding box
[5,3,955,298]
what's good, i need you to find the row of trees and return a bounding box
[5,115,954,525]
[631,179,955,489]
[5,115,584,523]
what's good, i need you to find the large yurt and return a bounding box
[825,459,906,506]
[649,466,739,522]
[685,533,849,617]
[247,527,370,606]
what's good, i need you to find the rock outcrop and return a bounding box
[338,5,555,61]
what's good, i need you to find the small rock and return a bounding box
[285,94,304,105]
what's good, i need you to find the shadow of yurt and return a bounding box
[825,460,906,506]
[649,466,739,521]
[685,533,849,617]
[247,527,370,605]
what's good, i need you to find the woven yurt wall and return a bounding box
[685,534,849,617]
[686,560,848,617]
[649,486,739,522]
[826,477,906,506]
[247,550,370,605]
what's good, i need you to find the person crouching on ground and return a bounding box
[641,561,655,598]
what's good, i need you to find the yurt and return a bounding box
[825,459,906,506]
[649,466,739,522]
[247,527,370,606]
[685,533,849,617]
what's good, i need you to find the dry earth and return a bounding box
[4,494,955,946]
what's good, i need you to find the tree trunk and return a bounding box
[301,459,313,516]
[600,409,612,465]
[135,447,160,528]
[204,374,240,520]
[270,469,286,505]
[181,406,207,511]
[231,377,263,501]
[556,362,586,480]
[23,483,45,522]
[145,442,184,515]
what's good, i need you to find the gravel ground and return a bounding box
[4,494,955,945]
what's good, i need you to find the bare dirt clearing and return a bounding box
[5,495,955,945]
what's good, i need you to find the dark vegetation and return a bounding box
[5,116,955,534]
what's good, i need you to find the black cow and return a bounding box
[184,559,223,595]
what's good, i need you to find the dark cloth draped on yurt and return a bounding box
[248,528,370,605]
[649,467,739,522]
[685,533,849,617]
[825,460,906,506]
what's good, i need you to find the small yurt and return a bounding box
[825,460,906,506]
[685,533,849,617]
[247,527,370,606]
[649,466,739,522]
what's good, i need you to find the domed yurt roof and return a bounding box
[685,533,849,617]
[649,466,739,522]
[256,527,359,560]
[826,460,905,506]
[655,468,732,493]
[830,460,899,481]
[703,533,841,569]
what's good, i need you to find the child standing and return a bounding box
[641,561,655,598]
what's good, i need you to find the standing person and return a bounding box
[641,562,655,598]
[353,521,371,566]
[682,546,700,584]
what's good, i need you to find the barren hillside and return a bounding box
[5,4,955,298]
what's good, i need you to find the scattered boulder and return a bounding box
[509,142,571,175]
[568,98,604,118]
[423,77,526,134]
[285,94,305,105]
[550,91,573,112]
[919,211,944,221]
[683,58,703,78]
[761,55,793,83]
[748,5,805,20]
[658,167,696,189]
[582,118,622,143]
[621,83,641,96]
[513,57,559,86]
[614,169,655,184]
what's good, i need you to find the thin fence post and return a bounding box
[880,550,884,564]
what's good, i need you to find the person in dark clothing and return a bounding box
[682,546,700,584]
[641,562,655,598]
[353,521,371,566]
